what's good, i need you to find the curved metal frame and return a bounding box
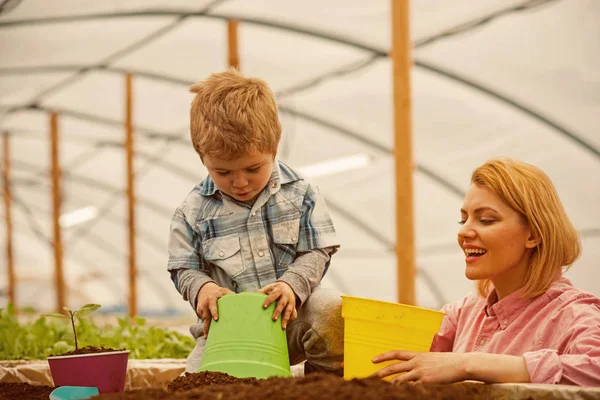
[1,3,596,307]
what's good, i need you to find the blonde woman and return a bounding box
[374,158,600,386]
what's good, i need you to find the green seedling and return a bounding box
[43,304,101,350]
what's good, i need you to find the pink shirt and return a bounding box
[430,277,600,386]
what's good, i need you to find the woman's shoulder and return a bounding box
[547,277,600,303]
[543,277,600,320]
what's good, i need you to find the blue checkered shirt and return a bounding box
[168,161,339,310]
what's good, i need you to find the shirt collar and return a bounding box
[485,287,533,329]
[198,175,219,197]
[198,159,302,198]
[266,160,303,195]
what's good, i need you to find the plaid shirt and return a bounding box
[168,161,339,309]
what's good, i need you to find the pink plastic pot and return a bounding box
[47,350,129,393]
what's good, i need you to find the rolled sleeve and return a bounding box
[278,248,333,307]
[297,184,340,252]
[524,323,600,386]
[523,349,563,384]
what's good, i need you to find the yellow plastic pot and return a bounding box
[341,295,444,380]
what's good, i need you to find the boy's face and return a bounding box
[204,150,275,203]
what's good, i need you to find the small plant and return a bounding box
[43,304,101,350]
[0,303,195,360]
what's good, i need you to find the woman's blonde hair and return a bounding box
[189,68,281,160]
[471,158,581,298]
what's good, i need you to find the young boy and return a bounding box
[167,68,344,375]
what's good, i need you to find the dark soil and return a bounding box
[93,373,548,400]
[0,372,570,399]
[53,345,126,356]
[167,371,258,391]
[0,382,53,400]
[94,374,524,400]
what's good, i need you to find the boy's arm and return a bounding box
[172,269,215,311]
[278,184,339,306]
[278,247,334,307]
[168,207,216,311]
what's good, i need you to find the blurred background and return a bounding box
[0,0,599,321]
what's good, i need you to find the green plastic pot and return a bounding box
[199,292,292,379]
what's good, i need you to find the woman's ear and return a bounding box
[525,232,540,249]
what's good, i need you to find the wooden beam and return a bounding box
[50,113,66,311]
[391,0,416,305]
[2,133,16,308]
[228,20,240,70]
[125,72,137,317]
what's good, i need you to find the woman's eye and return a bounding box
[458,220,466,225]
[480,219,495,225]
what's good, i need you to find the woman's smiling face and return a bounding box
[458,183,537,295]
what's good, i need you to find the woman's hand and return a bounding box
[258,282,298,329]
[196,282,234,338]
[372,351,530,384]
[372,350,469,384]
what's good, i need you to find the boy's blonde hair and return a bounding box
[189,68,281,160]
[471,158,581,298]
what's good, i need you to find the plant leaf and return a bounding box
[41,313,68,319]
[74,304,101,318]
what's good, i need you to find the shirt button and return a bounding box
[218,251,225,257]
[479,339,485,346]
[258,251,265,257]
[291,236,297,241]
[272,182,278,188]
[502,319,508,326]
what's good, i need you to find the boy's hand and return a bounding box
[196,282,234,338]
[257,282,298,329]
